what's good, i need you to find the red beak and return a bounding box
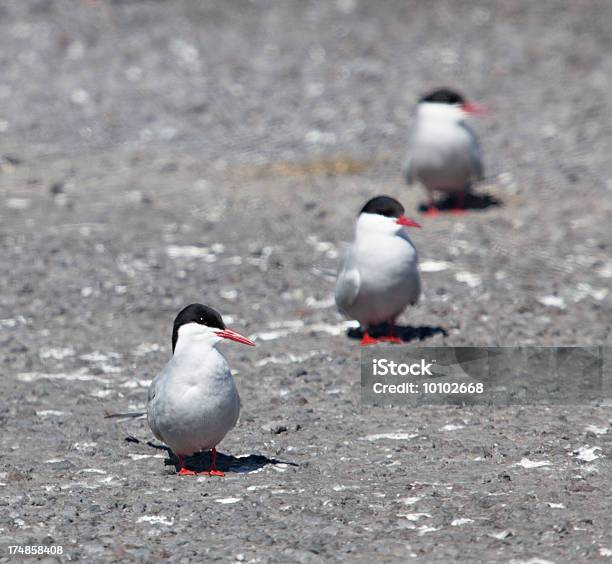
[396,215,421,228]
[461,101,488,116]
[215,328,256,346]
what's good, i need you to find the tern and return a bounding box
[147,303,255,476]
[335,196,421,345]
[404,87,486,214]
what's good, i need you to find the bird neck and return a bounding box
[171,341,229,384]
[417,102,464,124]
[173,337,217,361]
[355,215,401,240]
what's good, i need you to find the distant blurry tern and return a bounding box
[404,87,486,214]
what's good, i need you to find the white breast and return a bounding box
[147,347,240,456]
[406,105,483,192]
[337,228,421,326]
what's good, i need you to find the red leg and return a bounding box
[451,191,466,215]
[360,331,380,346]
[208,448,225,477]
[379,321,402,344]
[177,454,196,476]
[198,448,225,477]
[422,193,438,216]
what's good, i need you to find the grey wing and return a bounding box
[461,123,485,181]
[334,248,361,315]
[146,366,167,442]
[147,372,159,404]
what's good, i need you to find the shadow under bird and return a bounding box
[146,303,255,476]
[335,196,422,345]
[404,87,487,215]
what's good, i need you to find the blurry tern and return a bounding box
[335,196,421,345]
[146,303,255,476]
[404,88,486,214]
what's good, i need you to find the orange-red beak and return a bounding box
[396,215,421,228]
[215,329,256,346]
[461,101,488,116]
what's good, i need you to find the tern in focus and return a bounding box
[335,196,421,345]
[147,303,255,476]
[404,87,486,214]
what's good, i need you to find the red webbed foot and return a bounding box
[359,332,379,346]
[378,322,403,344]
[201,448,225,477]
[176,454,196,476]
[378,336,403,344]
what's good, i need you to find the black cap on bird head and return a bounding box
[359,195,405,218]
[172,303,225,352]
[419,87,465,105]
[359,195,421,228]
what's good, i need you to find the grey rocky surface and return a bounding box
[1,1,611,562]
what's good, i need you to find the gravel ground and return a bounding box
[1,1,611,562]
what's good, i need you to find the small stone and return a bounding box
[50,181,64,195]
[262,422,288,434]
[3,155,22,166]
